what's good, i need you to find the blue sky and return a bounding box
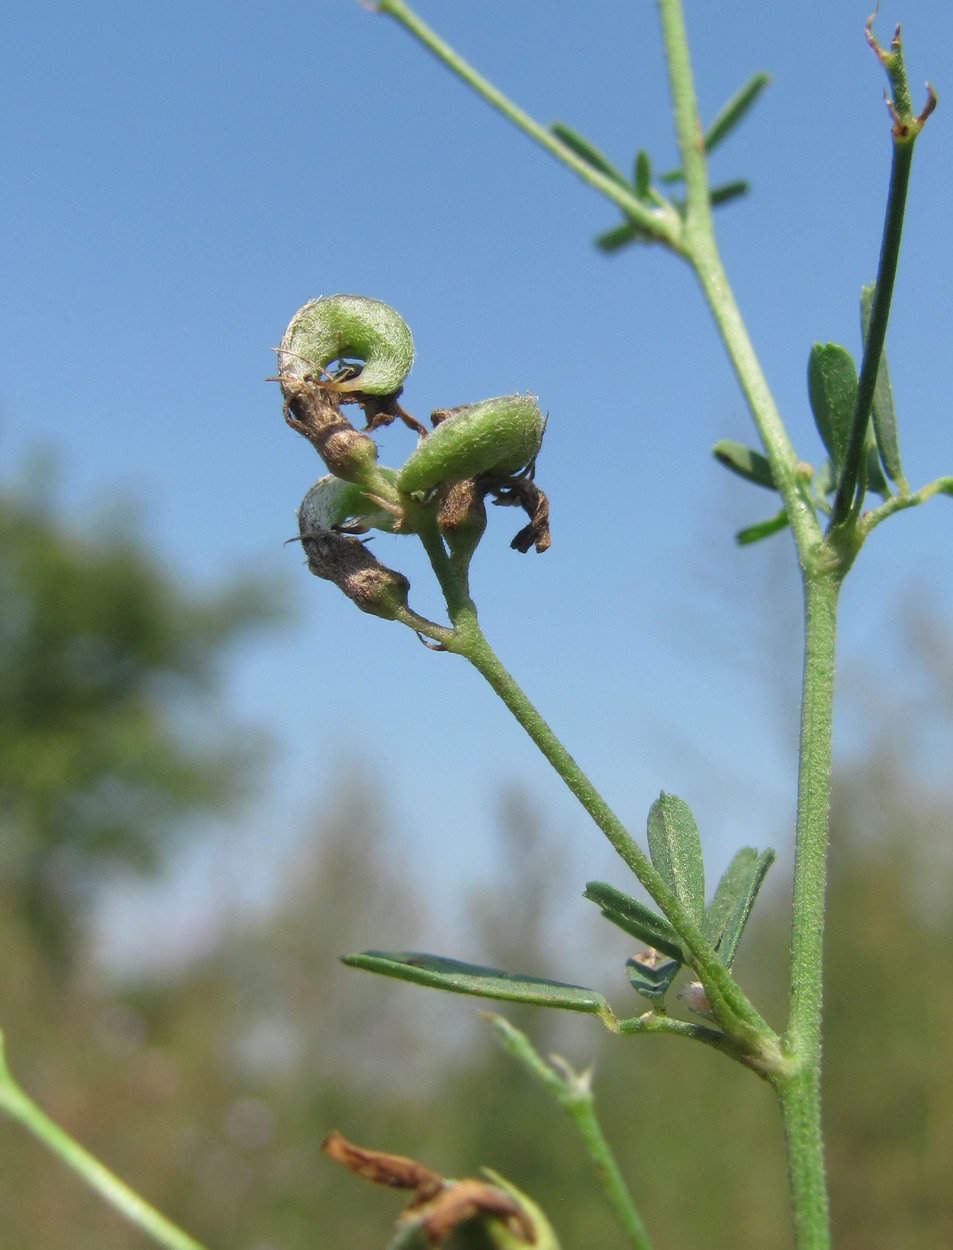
[3,2,952,968]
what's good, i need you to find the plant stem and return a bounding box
[654,0,710,239]
[0,1033,209,1250]
[769,572,839,1249]
[861,474,953,534]
[829,140,914,525]
[656,2,839,1242]
[489,1016,653,1250]
[444,611,780,1065]
[374,0,680,246]
[655,0,820,564]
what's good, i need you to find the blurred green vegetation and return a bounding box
[1,473,952,1248]
[0,467,284,970]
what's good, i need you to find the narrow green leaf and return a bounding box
[704,847,775,968]
[549,121,629,188]
[633,148,652,198]
[709,179,749,207]
[735,510,789,545]
[625,952,680,1001]
[646,793,705,924]
[343,951,608,1014]
[657,71,769,184]
[595,219,658,252]
[713,440,777,490]
[860,282,904,483]
[807,342,858,469]
[583,882,685,962]
[703,848,759,945]
[704,849,775,969]
[719,849,774,969]
[703,72,770,153]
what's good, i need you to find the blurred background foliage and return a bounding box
[1,468,953,1250]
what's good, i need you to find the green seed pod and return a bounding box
[278,295,414,396]
[397,394,545,495]
[298,469,400,535]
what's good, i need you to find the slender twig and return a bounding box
[0,1032,209,1250]
[829,143,914,524]
[488,1016,653,1250]
[861,475,953,535]
[374,0,681,248]
[829,19,935,524]
[439,608,782,1068]
[654,0,821,566]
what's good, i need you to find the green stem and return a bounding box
[773,1068,830,1250]
[829,140,913,525]
[0,1032,209,1250]
[655,0,820,565]
[654,0,711,237]
[615,1010,743,1059]
[861,475,953,535]
[444,611,780,1066]
[657,2,838,1243]
[374,0,680,246]
[489,1016,653,1250]
[771,571,840,1249]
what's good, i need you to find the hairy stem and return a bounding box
[657,1,836,1242]
[770,571,839,1249]
[375,0,680,245]
[443,610,780,1064]
[655,0,820,564]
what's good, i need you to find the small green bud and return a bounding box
[278,295,414,396]
[397,394,545,495]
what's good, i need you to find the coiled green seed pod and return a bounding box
[278,295,415,396]
[397,394,545,495]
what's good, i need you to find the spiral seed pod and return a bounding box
[278,295,415,396]
[397,394,545,495]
